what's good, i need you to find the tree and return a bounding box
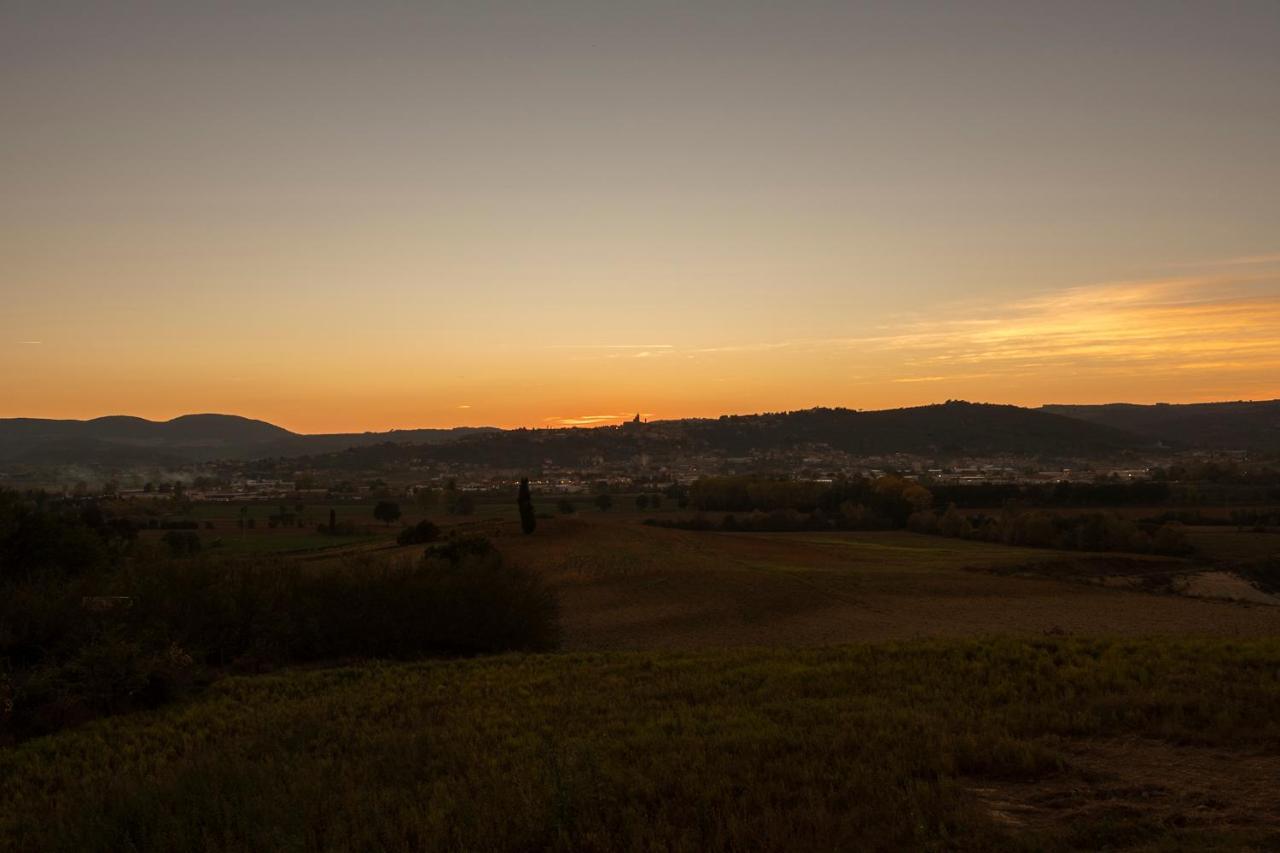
[938,503,970,539]
[517,478,536,535]
[634,494,649,510]
[328,508,336,533]
[443,480,475,516]
[594,494,613,512]
[374,500,401,526]
[557,498,576,514]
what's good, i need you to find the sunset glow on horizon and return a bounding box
[4,2,1278,433]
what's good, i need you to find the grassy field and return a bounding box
[489,517,1280,649]
[8,501,1276,850]
[2,638,1278,852]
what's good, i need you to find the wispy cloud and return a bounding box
[537,265,1280,403]
[867,275,1280,382]
[545,344,674,350]
[545,412,653,426]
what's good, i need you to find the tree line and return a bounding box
[649,475,1198,556]
[0,490,558,743]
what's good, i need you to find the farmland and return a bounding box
[492,516,1280,649]
[135,496,1280,645]
[3,638,1279,851]
[3,494,1279,851]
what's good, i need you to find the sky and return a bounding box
[3,0,1278,432]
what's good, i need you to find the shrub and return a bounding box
[373,501,402,526]
[424,533,494,564]
[937,504,971,539]
[396,520,441,546]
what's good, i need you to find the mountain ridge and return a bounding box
[2,399,1275,466]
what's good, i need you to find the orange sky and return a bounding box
[3,3,1278,432]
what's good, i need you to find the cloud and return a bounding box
[544,412,655,426]
[545,413,631,426]
[545,344,673,350]
[535,262,1280,403]
[867,274,1280,383]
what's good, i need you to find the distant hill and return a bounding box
[0,415,497,465]
[677,403,1141,457]
[1042,401,1280,450]
[297,402,1147,472]
[9,400,1247,468]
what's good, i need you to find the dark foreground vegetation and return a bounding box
[2,638,1278,851]
[0,491,558,742]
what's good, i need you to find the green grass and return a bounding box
[3,637,1278,852]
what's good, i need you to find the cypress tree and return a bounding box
[518,477,537,535]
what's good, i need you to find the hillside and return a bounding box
[0,401,1183,467]
[678,402,1141,456]
[0,414,293,464]
[311,402,1146,471]
[0,416,496,464]
[1042,400,1280,450]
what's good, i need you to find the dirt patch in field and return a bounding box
[969,738,1280,845]
[1177,571,1280,606]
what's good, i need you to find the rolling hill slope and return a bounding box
[1042,400,1280,449]
[0,415,495,464]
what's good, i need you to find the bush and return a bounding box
[396,520,441,546]
[373,501,402,526]
[423,533,494,564]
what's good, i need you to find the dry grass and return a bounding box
[493,518,1280,650]
[3,638,1279,852]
